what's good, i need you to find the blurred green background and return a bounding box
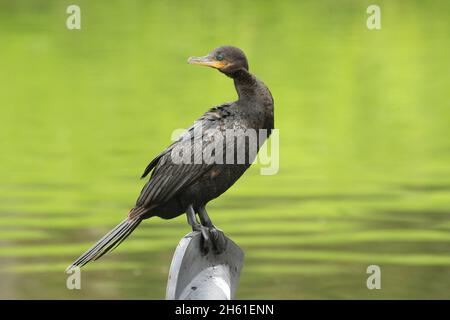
[0,0,449,299]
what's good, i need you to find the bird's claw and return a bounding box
[193,225,227,255]
[209,228,227,254]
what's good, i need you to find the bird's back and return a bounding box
[134,92,273,219]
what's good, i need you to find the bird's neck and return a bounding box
[232,69,261,102]
[231,68,274,130]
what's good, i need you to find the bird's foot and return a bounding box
[209,227,227,255]
[192,225,227,255]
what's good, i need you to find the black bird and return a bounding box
[68,46,274,269]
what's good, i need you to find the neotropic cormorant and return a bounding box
[68,46,274,269]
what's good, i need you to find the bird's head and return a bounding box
[188,46,249,76]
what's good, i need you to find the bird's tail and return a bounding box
[66,217,142,270]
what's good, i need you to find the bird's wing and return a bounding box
[133,104,233,216]
[140,104,232,179]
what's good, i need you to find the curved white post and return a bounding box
[166,231,244,300]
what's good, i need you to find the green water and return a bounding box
[0,0,449,299]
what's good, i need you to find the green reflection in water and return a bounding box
[0,0,449,299]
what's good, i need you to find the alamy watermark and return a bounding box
[66,5,81,30]
[66,266,81,290]
[366,265,381,290]
[367,5,381,30]
[169,128,279,175]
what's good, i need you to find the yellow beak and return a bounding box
[187,56,227,69]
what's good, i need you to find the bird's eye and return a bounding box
[216,54,224,61]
